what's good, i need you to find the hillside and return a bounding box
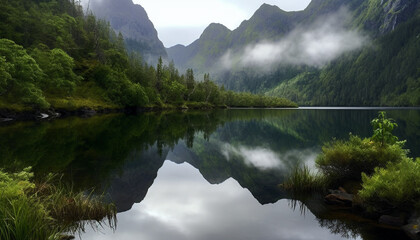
[167,0,420,106]
[87,0,167,64]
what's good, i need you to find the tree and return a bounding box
[0,39,49,108]
[185,68,195,101]
[0,56,12,95]
[156,56,164,92]
[31,45,81,94]
[371,111,399,147]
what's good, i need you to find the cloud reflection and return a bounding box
[221,143,319,171]
[222,144,284,170]
[81,161,360,240]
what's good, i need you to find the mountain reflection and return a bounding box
[0,109,417,240]
[82,161,361,240]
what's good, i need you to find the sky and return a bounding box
[134,0,312,47]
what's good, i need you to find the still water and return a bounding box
[1,108,419,240]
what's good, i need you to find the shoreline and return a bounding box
[3,105,420,123]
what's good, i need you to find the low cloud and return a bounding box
[220,7,367,70]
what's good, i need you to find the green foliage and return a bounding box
[0,167,34,200]
[0,39,49,108]
[281,165,327,194]
[0,168,117,239]
[31,45,81,94]
[371,111,399,146]
[316,134,407,182]
[0,0,296,111]
[0,196,55,240]
[359,157,420,212]
[0,56,12,94]
[91,65,149,107]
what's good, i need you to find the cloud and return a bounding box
[219,7,367,70]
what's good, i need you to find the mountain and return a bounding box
[167,0,420,106]
[167,23,232,71]
[88,0,167,63]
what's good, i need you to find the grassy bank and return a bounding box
[282,112,420,214]
[0,167,116,240]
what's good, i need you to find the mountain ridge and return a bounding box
[88,0,167,63]
[167,0,420,106]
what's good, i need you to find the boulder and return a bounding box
[403,214,420,240]
[325,189,354,206]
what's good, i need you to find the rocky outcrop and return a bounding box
[325,189,354,206]
[88,0,167,64]
[380,0,419,34]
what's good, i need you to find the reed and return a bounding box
[0,168,117,240]
[281,165,327,194]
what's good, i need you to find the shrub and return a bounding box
[316,135,407,182]
[359,157,420,212]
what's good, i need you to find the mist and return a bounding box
[220,8,368,70]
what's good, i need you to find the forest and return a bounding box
[0,0,297,112]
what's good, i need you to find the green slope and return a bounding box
[168,0,420,106]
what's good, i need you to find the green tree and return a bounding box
[371,111,399,147]
[156,56,164,92]
[31,45,81,94]
[0,56,12,95]
[0,39,49,108]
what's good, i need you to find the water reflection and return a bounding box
[82,161,361,240]
[0,109,418,240]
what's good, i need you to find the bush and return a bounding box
[359,157,420,212]
[316,135,407,181]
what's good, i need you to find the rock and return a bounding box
[325,192,354,206]
[403,214,420,240]
[379,215,405,226]
[338,187,347,193]
[78,107,97,118]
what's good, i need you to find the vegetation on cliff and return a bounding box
[0,0,296,113]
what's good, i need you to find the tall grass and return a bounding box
[281,165,327,194]
[0,168,117,239]
[0,197,55,240]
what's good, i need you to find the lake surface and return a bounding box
[1,108,419,240]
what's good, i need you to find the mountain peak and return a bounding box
[200,23,231,40]
[254,3,283,15]
[88,0,167,63]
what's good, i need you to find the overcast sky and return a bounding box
[134,0,312,47]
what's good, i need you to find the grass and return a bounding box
[0,98,32,112]
[0,168,117,240]
[281,112,419,216]
[46,82,120,111]
[280,165,327,194]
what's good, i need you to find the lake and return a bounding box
[1,108,419,240]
